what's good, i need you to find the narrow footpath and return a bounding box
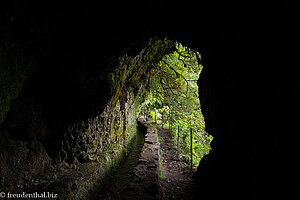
[156,125,199,200]
[94,123,198,200]
[122,124,159,200]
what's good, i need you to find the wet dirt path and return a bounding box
[93,127,145,199]
[94,123,198,200]
[93,124,159,200]
[156,125,199,200]
[120,124,159,200]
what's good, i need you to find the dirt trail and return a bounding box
[94,123,198,200]
[156,125,199,200]
[122,125,159,200]
[94,124,159,200]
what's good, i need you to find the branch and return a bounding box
[187,79,198,81]
[162,60,189,96]
[176,51,192,59]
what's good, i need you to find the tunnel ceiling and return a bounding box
[0,2,282,128]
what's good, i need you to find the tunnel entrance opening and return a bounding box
[138,41,213,166]
[94,40,214,199]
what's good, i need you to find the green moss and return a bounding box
[60,188,75,200]
[53,174,58,181]
[82,162,97,177]
[113,122,123,144]
[111,82,122,105]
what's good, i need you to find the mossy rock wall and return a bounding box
[56,38,176,164]
[60,91,137,163]
[49,38,176,198]
[0,36,176,198]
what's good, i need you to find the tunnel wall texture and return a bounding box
[0,7,175,195]
[0,2,299,199]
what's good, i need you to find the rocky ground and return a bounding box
[94,124,159,200]
[95,123,199,200]
[156,125,199,200]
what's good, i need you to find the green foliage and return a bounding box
[140,42,213,165]
[53,173,58,181]
[75,180,81,189]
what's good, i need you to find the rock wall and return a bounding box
[0,36,175,197]
[58,91,137,163]
[193,23,300,199]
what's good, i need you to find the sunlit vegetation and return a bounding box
[139,42,213,165]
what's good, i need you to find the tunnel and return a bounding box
[0,2,299,200]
